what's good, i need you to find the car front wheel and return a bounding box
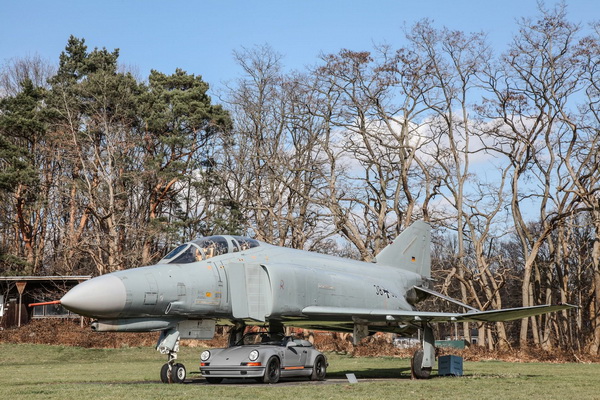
[263,356,281,384]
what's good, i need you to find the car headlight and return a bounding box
[200,350,211,361]
[248,350,259,361]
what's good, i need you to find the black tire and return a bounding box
[160,363,170,384]
[171,363,186,384]
[411,349,432,379]
[310,355,327,381]
[205,377,223,384]
[262,356,281,384]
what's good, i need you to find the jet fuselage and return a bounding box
[61,240,425,332]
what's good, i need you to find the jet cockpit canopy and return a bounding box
[158,235,260,264]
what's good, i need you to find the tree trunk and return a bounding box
[589,212,600,354]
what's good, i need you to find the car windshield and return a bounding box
[236,332,287,346]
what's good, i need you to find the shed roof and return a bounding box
[0,276,91,282]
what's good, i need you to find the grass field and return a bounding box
[1,343,598,400]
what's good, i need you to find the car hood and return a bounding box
[208,345,268,364]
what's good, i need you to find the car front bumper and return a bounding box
[200,365,265,379]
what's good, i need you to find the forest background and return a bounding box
[1,4,599,355]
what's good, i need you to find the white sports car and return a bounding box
[200,332,327,384]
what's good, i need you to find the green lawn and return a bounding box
[0,344,598,399]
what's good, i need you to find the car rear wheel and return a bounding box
[310,355,327,381]
[263,356,281,384]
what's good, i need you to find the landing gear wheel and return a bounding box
[263,356,281,383]
[411,349,432,379]
[171,363,186,384]
[205,377,223,384]
[160,363,170,383]
[310,355,327,381]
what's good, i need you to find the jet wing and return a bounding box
[301,303,575,324]
[452,304,576,322]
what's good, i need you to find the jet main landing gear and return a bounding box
[411,323,435,379]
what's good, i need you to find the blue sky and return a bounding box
[1,0,598,91]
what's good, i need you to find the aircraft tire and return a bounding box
[171,363,186,384]
[310,355,327,381]
[411,349,432,379]
[205,377,223,384]
[160,363,170,383]
[263,356,281,384]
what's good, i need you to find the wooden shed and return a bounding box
[0,276,90,329]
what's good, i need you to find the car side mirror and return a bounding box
[286,341,297,348]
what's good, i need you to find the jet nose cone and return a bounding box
[61,274,126,318]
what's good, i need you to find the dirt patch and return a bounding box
[437,345,600,364]
[304,331,600,363]
[0,319,157,348]
[311,331,413,357]
[0,319,228,349]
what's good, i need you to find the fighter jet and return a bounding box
[33,221,574,383]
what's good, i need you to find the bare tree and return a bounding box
[481,4,585,348]
[0,54,54,97]
[220,45,331,249]
[559,23,600,353]
[309,47,438,260]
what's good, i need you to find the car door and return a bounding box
[282,341,308,369]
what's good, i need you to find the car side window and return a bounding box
[291,338,312,347]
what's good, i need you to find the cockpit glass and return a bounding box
[192,236,229,260]
[170,245,202,264]
[163,244,187,260]
[231,236,259,251]
[160,235,260,264]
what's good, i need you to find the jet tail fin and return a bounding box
[375,220,431,278]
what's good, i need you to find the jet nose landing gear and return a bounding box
[158,327,186,384]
